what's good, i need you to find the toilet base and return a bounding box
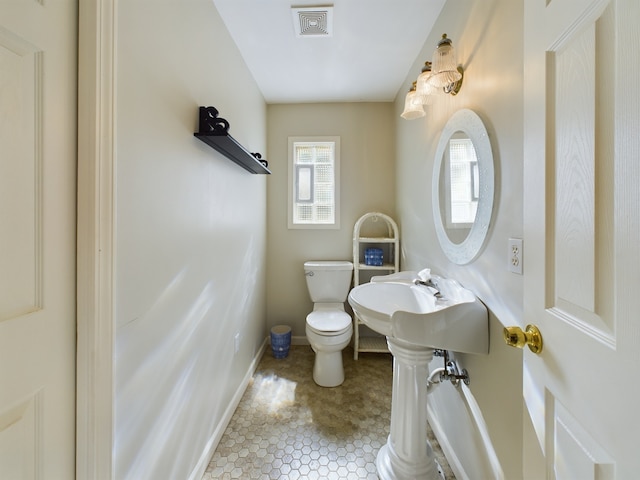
[312,348,345,387]
[306,318,352,388]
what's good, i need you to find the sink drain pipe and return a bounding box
[427,349,470,394]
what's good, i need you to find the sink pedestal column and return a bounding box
[376,337,441,480]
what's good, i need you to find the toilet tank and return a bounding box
[304,261,354,303]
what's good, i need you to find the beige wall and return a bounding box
[110,0,528,476]
[266,103,396,337]
[114,1,267,477]
[395,0,525,478]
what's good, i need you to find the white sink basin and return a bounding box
[348,273,488,354]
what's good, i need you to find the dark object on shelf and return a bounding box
[194,106,271,174]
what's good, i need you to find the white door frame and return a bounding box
[76,0,117,478]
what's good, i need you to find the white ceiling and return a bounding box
[212,0,446,104]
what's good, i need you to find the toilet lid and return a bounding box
[306,310,351,333]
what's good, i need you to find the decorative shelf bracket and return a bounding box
[194,106,271,174]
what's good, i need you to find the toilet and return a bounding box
[304,261,354,387]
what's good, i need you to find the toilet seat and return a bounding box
[306,310,351,335]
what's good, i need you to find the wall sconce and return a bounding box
[400,81,425,120]
[415,61,437,105]
[429,34,464,95]
[400,34,464,119]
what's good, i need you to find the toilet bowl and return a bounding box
[304,261,354,387]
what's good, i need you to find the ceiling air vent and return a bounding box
[292,6,333,37]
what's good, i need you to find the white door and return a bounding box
[0,0,77,478]
[523,0,640,477]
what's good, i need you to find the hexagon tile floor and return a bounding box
[203,345,455,480]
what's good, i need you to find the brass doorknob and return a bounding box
[503,324,543,354]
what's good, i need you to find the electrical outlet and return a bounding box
[234,333,241,354]
[508,238,523,274]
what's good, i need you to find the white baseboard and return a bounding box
[428,403,469,480]
[188,338,268,480]
[266,334,309,346]
[291,335,310,346]
[427,388,504,480]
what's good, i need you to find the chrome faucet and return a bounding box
[414,278,442,298]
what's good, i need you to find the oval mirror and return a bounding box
[432,109,494,264]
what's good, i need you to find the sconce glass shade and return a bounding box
[428,34,462,88]
[401,82,425,120]
[413,61,437,105]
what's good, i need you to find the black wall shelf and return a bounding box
[194,106,271,174]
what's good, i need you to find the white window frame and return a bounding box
[288,136,340,229]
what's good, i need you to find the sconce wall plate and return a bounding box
[445,66,464,96]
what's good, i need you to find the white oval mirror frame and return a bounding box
[432,109,494,264]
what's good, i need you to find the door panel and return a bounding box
[0,29,42,322]
[550,6,615,342]
[0,1,77,478]
[524,0,640,477]
[552,400,614,479]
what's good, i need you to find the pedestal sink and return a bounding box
[348,272,488,480]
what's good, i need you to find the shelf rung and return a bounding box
[357,263,396,270]
[357,336,389,353]
[356,237,397,243]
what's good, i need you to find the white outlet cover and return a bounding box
[508,238,523,274]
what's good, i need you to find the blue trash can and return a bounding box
[364,247,384,266]
[270,325,292,359]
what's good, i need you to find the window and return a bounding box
[446,136,478,227]
[288,137,340,229]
